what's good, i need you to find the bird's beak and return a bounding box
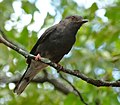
[82,19,88,24]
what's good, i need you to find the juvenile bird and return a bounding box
[14,15,88,95]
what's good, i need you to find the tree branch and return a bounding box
[1,29,120,88]
[0,70,73,95]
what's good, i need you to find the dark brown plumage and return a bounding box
[14,15,88,95]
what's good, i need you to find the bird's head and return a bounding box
[65,15,88,24]
[58,15,88,34]
[59,15,88,30]
[59,15,88,33]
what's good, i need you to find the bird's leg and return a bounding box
[35,54,41,61]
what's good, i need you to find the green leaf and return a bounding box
[22,1,38,14]
[64,93,83,105]
[0,44,9,65]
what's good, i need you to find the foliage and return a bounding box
[0,0,120,105]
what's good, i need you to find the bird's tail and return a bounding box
[14,61,47,95]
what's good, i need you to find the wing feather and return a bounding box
[27,25,57,64]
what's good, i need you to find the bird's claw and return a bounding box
[35,54,41,61]
[57,64,63,73]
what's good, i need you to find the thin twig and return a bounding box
[60,74,88,105]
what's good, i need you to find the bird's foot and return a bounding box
[57,64,63,73]
[35,54,41,61]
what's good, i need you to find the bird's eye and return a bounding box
[71,16,76,20]
[72,16,75,19]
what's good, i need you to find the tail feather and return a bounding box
[14,61,47,95]
[14,78,31,95]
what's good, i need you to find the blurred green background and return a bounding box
[0,0,120,105]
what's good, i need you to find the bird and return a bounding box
[14,15,88,95]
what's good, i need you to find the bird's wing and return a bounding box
[27,25,57,64]
[14,25,57,94]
